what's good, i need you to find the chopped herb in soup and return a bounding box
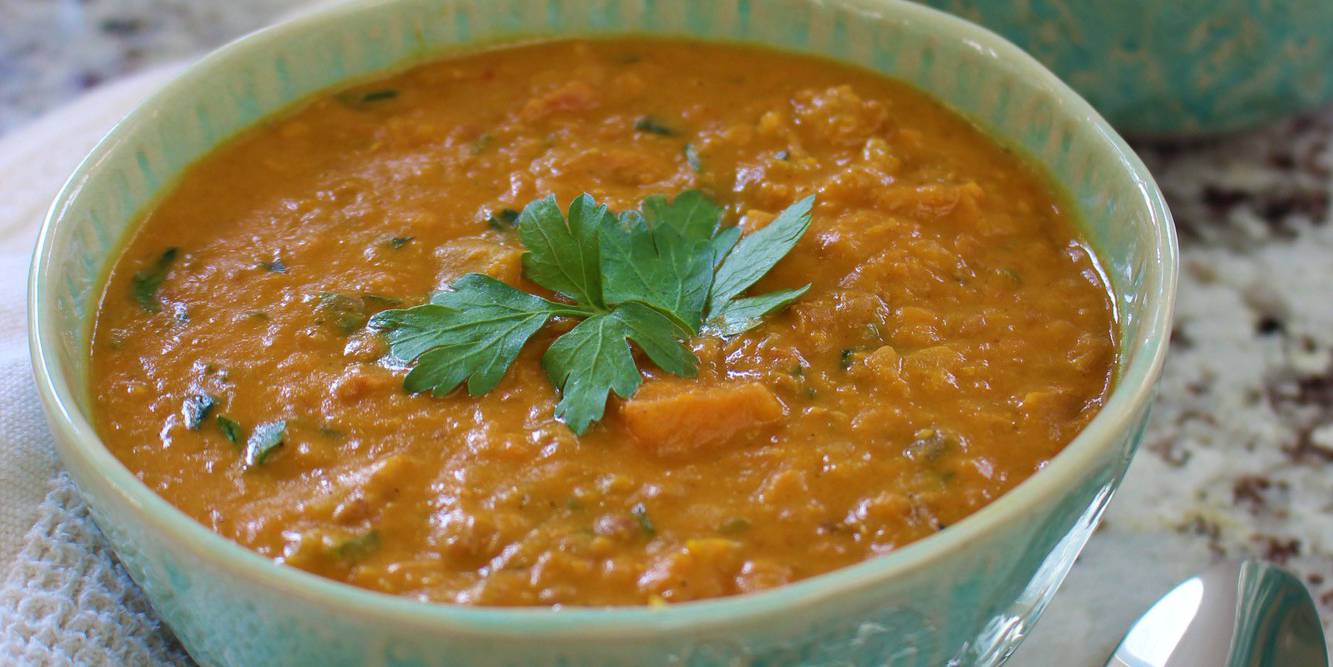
[90,39,1116,606]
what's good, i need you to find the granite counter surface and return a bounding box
[1,1,1329,664]
[0,0,308,134]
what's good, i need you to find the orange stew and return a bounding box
[91,39,1116,606]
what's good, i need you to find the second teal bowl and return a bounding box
[28,0,1177,664]
[922,0,1333,136]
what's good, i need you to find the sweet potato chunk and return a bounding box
[621,382,784,456]
[433,237,523,287]
[521,80,600,121]
[637,538,744,602]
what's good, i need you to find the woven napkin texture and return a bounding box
[0,64,193,667]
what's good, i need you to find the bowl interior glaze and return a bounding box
[28,1,1177,665]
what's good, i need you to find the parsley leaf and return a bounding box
[633,116,675,136]
[245,420,286,467]
[708,225,741,270]
[216,415,244,444]
[631,503,656,536]
[684,143,702,173]
[340,88,399,107]
[599,191,724,329]
[316,292,367,335]
[486,208,520,230]
[372,191,815,435]
[707,195,815,313]
[181,394,216,431]
[703,286,810,336]
[719,517,751,535]
[260,255,287,273]
[517,194,609,308]
[542,302,695,434]
[600,211,712,330]
[370,274,586,396]
[333,530,382,562]
[639,190,723,242]
[361,293,402,309]
[131,247,178,312]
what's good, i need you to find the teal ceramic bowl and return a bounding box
[920,0,1333,136]
[28,1,1177,665]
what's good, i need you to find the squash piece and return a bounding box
[433,237,523,287]
[521,80,600,121]
[621,382,784,456]
[637,538,744,602]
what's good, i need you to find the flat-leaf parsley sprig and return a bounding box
[370,190,815,434]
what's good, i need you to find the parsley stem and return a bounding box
[548,304,599,319]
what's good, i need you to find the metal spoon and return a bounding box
[1105,560,1328,667]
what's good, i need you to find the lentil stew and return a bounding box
[90,39,1116,606]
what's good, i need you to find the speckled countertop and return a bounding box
[0,0,309,134]
[1,1,1330,664]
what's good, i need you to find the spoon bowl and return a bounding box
[1108,560,1327,667]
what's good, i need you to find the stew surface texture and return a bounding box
[91,39,1116,606]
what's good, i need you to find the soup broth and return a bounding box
[91,39,1116,606]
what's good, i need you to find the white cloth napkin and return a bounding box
[0,64,193,666]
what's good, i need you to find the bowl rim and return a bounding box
[28,0,1177,637]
